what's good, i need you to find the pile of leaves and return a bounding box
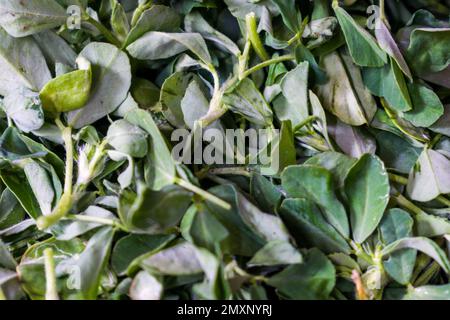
[0,0,450,301]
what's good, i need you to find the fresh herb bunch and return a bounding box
[0,0,450,301]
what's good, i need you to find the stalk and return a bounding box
[44,248,59,300]
[175,177,231,210]
[245,13,269,61]
[66,214,129,232]
[241,54,295,80]
[37,118,74,230]
[84,15,122,47]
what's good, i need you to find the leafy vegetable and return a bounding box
[0,0,448,302]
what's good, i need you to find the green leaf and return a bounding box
[129,270,163,300]
[125,109,176,190]
[0,0,67,37]
[344,154,390,243]
[247,240,303,267]
[0,239,16,269]
[271,0,301,33]
[362,58,412,112]
[407,149,450,202]
[203,185,273,256]
[124,5,181,47]
[267,248,335,300]
[0,28,52,96]
[375,21,412,80]
[65,227,115,299]
[68,42,131,129]
[0,188,26,230]
[127,31,212,65]
[304,151,357,188]
[40,58,92,113]
[160,71,201,128]
[279,198,351,254]
[111,234,175,275]
[273,62,309,127]
[139,242,203,276]
[0,170,42,219]
[372,130,421,174]
[382,237,450,274]
[110,0,130,43]
[107,119,148,158]
[223,78,273,126]
[3,87,44,133]
[250,173,282,213]
[379,209,416,285]
[317,51,377,126]
[118,184,191,234]
[415,211,450,238]
[402,83,444,127]
[185,11,240,56]
[23,160,55,216]
[32,30,77,70]
[333,6,387,67]
[281,165,350,237]
[405,28,450,77]
[403,284,450,300]
[181,204,229,253]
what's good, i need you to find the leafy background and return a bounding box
[0,0,450,300]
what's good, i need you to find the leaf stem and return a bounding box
[175,177,231,210]
[392,194,424,216]
[56,118,73,195]
[37,118,75,230]
[241,54,295,79]
[84,15,122,47]
[66,214,129,232]
[44,248,59,300]
[245,12,269,61]
[208,167,253,177]
[293,116,319,133]
[379,0,387,23]
[238,40,252,78]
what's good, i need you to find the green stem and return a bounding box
[56,118,73,195]
[37,118,75,230]
[175,177,231,210]
[0,288,5,300]
[429,134,442,149]
[379,0,387,23]
[66,214,128,232]
[245,12,269,61]
[350,241,374,265]
[84,15,122,47]
[392,194,424,216]
[37,193,73,230]
[294,116,318,133]
[287,17,310,46]
[199,65,227,128]
[241,54,295,79]
[208,167,253,177]
[44,248,59,300]
[238,41,252,78]
[388,173,408,185]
